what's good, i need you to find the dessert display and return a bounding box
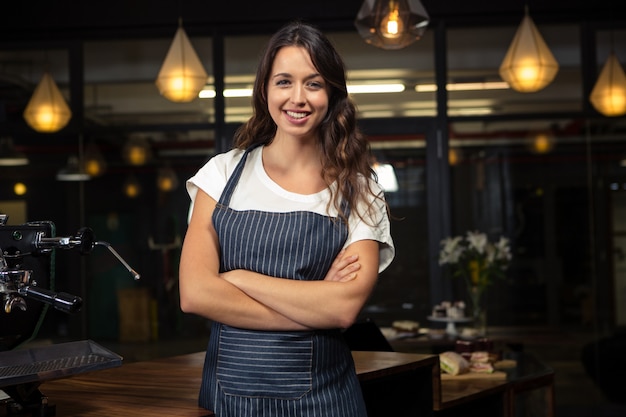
[428,301,472,337]
[391,320,420,334]
[431,300,466,319]
[380,319,422,341]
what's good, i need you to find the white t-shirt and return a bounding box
[186,146,395,272]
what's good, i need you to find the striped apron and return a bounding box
[198,146,367,416]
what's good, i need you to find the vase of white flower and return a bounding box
[470,285,487,336]
[439,231,512,336]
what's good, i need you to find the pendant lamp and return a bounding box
[355,0,429,50]
[123,175,142,198]
[156,19,208,102]
[83,142,107,177]
[590,52,626,117]
[156,166,179,192]
[56,155,90,182]
[122,136,152,166]
[499,8,559,93]
[23,71,72,133]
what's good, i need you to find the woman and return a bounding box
[179,20,394,416]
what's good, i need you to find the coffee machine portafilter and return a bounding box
[0,214,140,351]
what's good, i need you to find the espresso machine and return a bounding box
[0,214,140,415]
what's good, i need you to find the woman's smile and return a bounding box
[267,45,329,140]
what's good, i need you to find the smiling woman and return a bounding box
[179,21,395,417]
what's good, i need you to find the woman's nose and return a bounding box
[290,85,306,104]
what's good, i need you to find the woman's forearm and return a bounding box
[222,240,380,329]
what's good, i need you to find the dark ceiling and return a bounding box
[1,0,621,44]
[0,0,623,153]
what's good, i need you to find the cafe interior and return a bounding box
[1,0,626,416]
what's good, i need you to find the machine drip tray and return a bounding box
[0,339,122,388]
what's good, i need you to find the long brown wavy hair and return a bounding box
[234,20,386,227]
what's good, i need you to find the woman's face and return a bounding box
[266,46,329,142]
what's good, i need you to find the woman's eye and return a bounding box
[275,79,290,86]
[308,81,324,89]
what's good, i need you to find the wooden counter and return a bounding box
[29,351,211,417]
[6,350,438,417]
[3,347,553,417]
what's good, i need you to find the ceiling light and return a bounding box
[0,137,29,166]
[499,7,559,92]
[348,83,405,94]
[23,71,72,133]
[415,81,510,92]
[156,166,179,192]
[156,19,209,103]
[355,0,429,50]
[83,142,106,177]
[590,51,626,117]
[448,108,493,116]
[448,148,462,166]
[446,81,510,91]
[123,175,142,198]
[56,156,90,182]
[528,129,556,154]
[200,84,406,98]
[13,182,27,196]
[199,87,256,98]
[224,88,254,98]
[122,136,152,166]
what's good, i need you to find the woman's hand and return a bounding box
[323,249,360,282]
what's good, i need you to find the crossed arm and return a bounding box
[178,189,380,331]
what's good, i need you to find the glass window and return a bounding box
[223,30,436,122]
[447,24,582,116]
[224,34,270,123]
[329,30,436,119]
[84,37,213,126]
[448,106,626,326]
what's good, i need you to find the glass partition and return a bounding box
[223,29,436,122]
[447,24,582,116]
[84,37,214,126]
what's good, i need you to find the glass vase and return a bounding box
[469,285,487,337]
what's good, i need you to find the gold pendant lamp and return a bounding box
[590,51,626,117]
[499,7,559,93]
[23,71,72,133]
[156,18,208,102]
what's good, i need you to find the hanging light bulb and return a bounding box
[23,71,72,133]
[156,166,179,192]
[355,0,429,50]
[448,148,462,166]
[13,182,28,196]
[155,18,209,103]
[122,136,152,166]
[123,175,142,198]
[380,2,403,39]
[590,52,626,117]
[499,8,559,92]
[528,129,556,154]
[56,155,90,182]
[83,142,107,177]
